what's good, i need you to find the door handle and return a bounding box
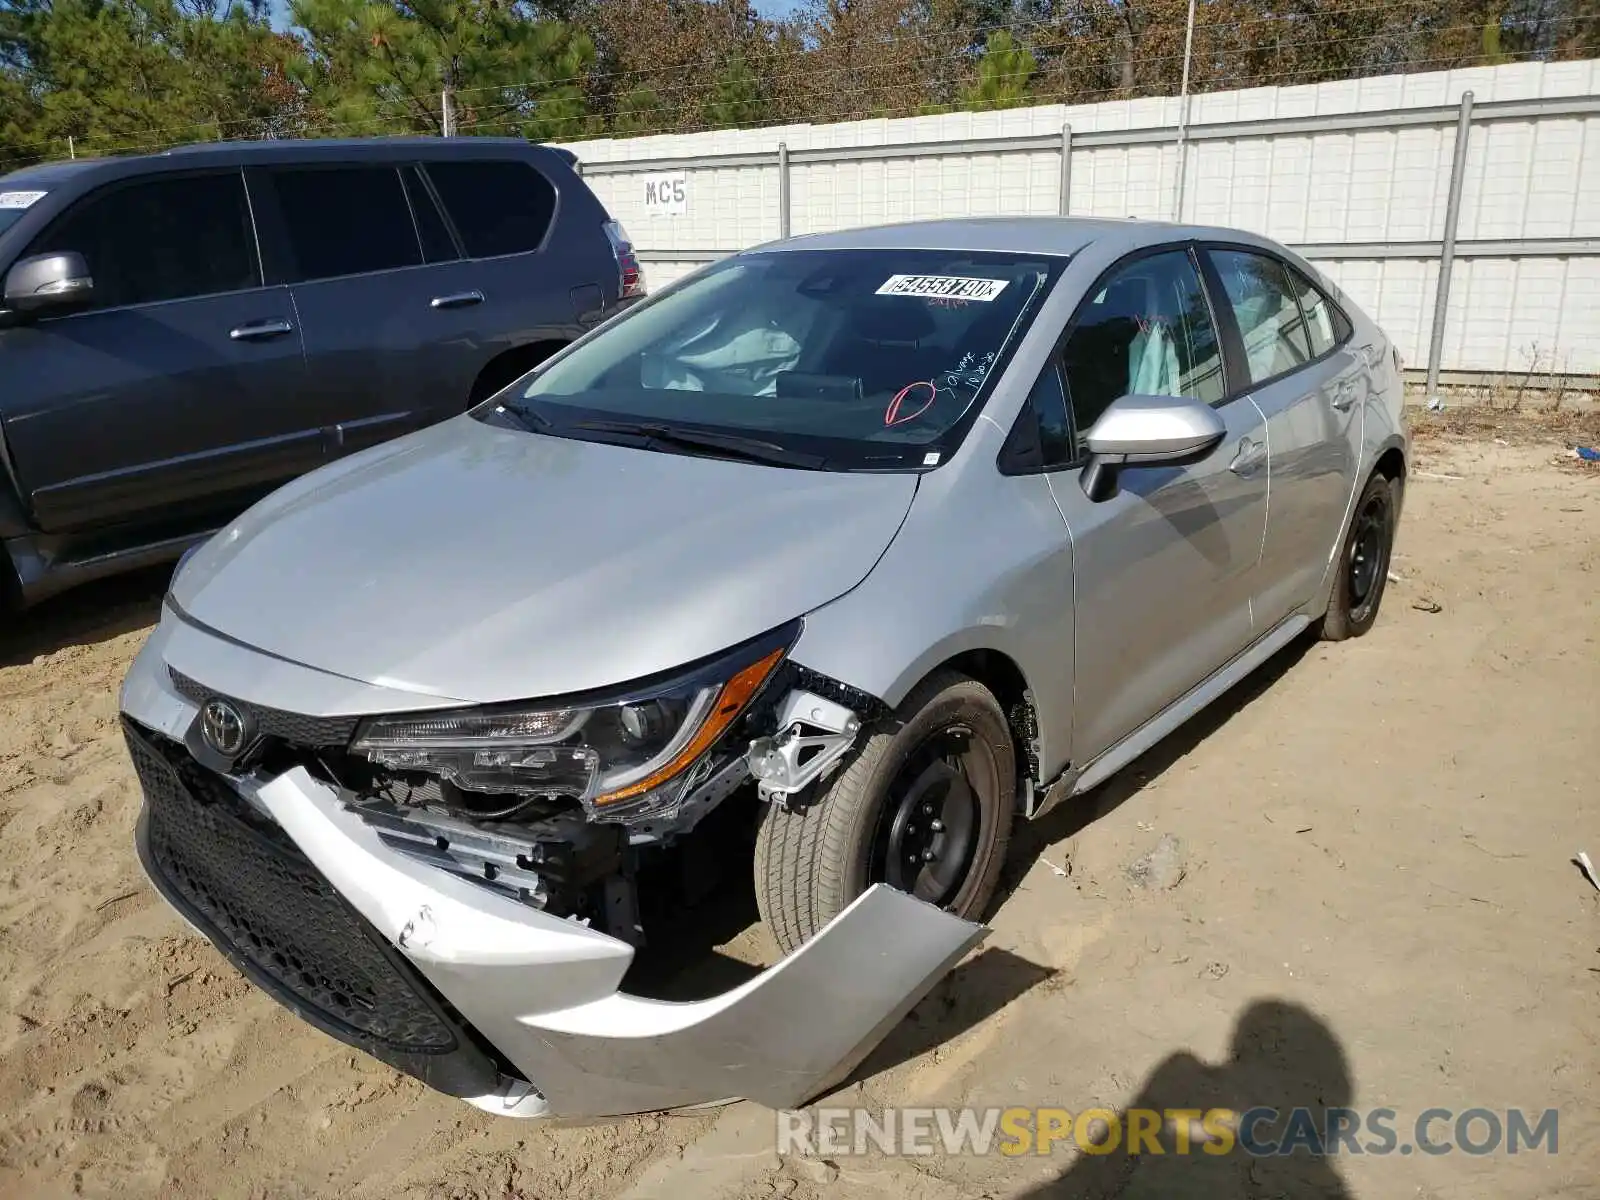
[1229,436,1266,476]
[229,318,294,342]
[1330,380,1360,411]
[430,290,485,310]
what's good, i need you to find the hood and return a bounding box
[172,416,918,704]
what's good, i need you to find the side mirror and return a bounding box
[1080,393,1226,500]
[3,251,95,317]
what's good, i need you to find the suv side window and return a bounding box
[28,171,258,311]
[263,166,422,282]
[425,160,557,258]
[402,166,459,264]
[1210,249,1313,385]
[1061,248,1225,438]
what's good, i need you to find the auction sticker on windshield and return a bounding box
[876,274,1009,302]
[0,191,46,209]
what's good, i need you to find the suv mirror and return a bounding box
[1080,393,1226,500]
[3,251,95,317]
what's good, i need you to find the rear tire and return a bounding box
[1321,472,1397,641]
[754,670,1015,957]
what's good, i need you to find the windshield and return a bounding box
[0,188,48,238]
[502,248,1066,470]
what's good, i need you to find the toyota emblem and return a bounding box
[200,698,249,757]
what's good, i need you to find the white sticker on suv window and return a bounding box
[875,274,1009,302]
[0,191,46,209]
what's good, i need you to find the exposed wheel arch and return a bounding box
[468,340,568,406]
[906,648,1040,791]
[1375,444,1407,514]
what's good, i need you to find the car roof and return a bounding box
[0,137,574,188]
[0,158,107,187]
[758,216,1268,259]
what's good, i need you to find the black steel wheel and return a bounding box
[868,724,991,906]
[1322,471,1398,641]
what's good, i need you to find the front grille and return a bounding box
[168,669,360,747]
[125,720,501,1096]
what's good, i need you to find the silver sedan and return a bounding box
[121,217,1407,1119]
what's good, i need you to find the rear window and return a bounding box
[507,248,1067,471]
[426,160,556,258]
[264,166,422,282]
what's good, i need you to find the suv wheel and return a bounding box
[754,670,1015,956]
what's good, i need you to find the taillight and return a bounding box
[603,220,646,300]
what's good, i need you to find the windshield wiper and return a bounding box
[489,401,554,433]
[573,419,826,469]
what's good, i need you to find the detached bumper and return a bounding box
[120,615,986,1119]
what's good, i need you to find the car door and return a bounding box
[0,169,315,533]
[1041,245,1270,766]
[247,162,486,458]
[1203,247,1365,628]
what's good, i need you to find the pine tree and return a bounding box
[291,0,595,140]
[960,28,1036,110]
[0,0,301,162]
[700,53,763,128]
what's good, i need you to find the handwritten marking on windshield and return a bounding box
[885,381,937,426]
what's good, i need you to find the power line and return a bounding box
[1,8,1591,169]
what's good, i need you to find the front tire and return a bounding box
[1321,472,1397,641]
[754,671,1015,957]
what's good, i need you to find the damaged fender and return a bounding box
[246,767,987,1119]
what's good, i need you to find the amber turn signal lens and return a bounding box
[590,645,786,805]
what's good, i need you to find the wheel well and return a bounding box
[938,649,1039,785]
[1375,446,1406,485]
[1375,445,1407,512]
[468,340,567,406]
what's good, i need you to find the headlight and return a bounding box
[351,622,798,823]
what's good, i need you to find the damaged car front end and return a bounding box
[123,603,985,1118]
[121,240,1068,1118]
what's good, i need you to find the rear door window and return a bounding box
[425,160,556,258]
[1209,249,1313,385]
[1286,264,1351,357]
[402,166,459,264]
[263,166,422,282]
[28,172,258,310]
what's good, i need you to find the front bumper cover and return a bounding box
[120,614,987,1119]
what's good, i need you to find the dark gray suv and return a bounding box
[0,137,642,607]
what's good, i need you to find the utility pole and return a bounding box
[442,56,460,137]
[1172,0,1198,222]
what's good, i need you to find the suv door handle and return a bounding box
[430,290,485,310]
[229,318,294,342]
[1330,380,1360,411]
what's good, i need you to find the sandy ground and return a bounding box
[0,415,1596,1199]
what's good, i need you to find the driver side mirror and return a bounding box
[3,251,95,318]
[1079,393,1226,501]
